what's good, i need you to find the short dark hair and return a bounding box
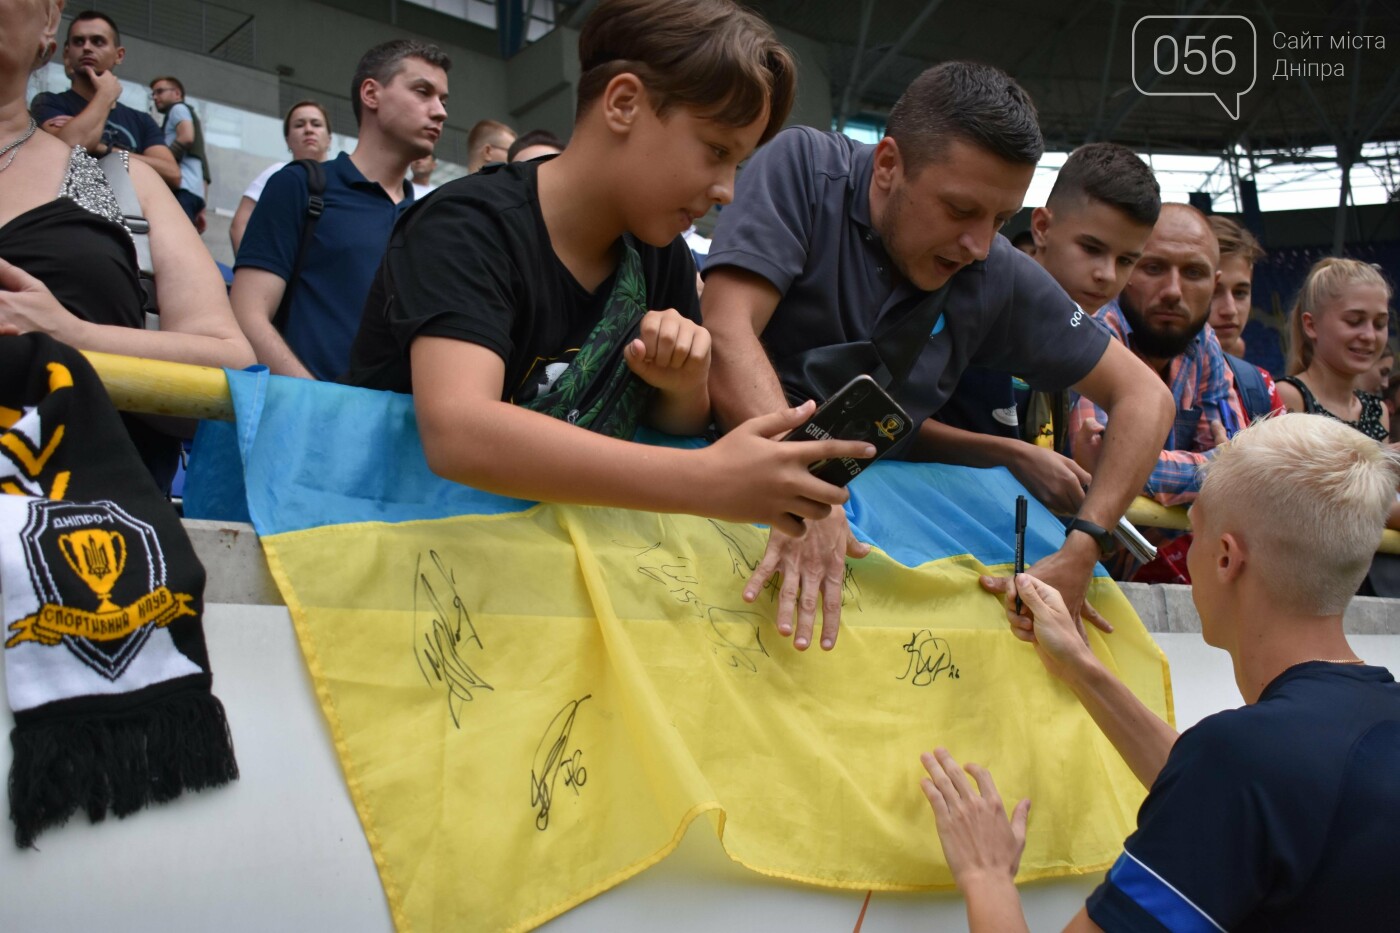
[1047,142,1161,227]
[149,75,185,98]
[576,0,795,147]
[350,40,451,126]
[468,119,515,154]
[68,10,120,44]
[885,61,1043,175]
[283,99,332,139]
[1208,214,1266,266]
[508,129,565,162]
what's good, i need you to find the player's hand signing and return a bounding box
[999,573,1101,682]
[742,503,871,652]
[624,308,709,395]
[979,536,1111,639]
[701,401,874,542]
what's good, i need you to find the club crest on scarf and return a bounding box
[6,499,195,679]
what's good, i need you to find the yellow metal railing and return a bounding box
[81,352,1400,555]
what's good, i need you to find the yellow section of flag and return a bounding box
[263,504,1171,933]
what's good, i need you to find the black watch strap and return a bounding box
[1066,518,1115,555]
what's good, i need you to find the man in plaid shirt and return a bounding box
[1068,204,1247,507]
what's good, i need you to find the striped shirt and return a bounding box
[1068,300,1246,506]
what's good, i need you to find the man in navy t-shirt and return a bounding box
[30,11,178,190]
[918,413,1400,932]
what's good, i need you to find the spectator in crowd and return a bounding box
[466,118,514,173]
[932,142,1160,514]
[148,75,208,228]
[1010,228,1035,256]
[231,41,448,381]
[1205,215,1260,358]
[507,128,564,162]
[408,151,434,198]
[346,0,872,537]
[1207,215,1284,425]
[30,10,179,190]
[1360,346,1394,397]
[2,0,253,490]
[228,100,331,254]
[1067,203,1245,508]
[703,62,1173,650]
[1278,257,1390,443]
[921,413,1400,933]
[1385,369,1400,442]
[409,152,437,200]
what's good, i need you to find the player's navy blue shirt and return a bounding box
[235,152,413,381]
[1088,661,1400,932]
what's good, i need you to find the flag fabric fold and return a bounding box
[194,368,1171,933]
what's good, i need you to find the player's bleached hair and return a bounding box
[1199,413,1400,615]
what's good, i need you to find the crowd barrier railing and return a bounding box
[81,351,1400,555]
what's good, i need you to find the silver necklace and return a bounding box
[0,118,38,174]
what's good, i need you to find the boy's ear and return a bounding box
[1030,206,1053,247]
[600,72,647,136]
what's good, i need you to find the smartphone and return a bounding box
[784,375,912,486]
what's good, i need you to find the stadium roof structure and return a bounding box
[742,0,1400,160]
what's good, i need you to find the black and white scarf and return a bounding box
[0,334,237,847]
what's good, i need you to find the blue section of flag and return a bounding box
[192,368,1100,575]
[1106,852,1224,933]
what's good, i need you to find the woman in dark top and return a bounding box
[1277,257,1391,444]
[1,0,253,488]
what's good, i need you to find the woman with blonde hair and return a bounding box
[1278,257,1391,442]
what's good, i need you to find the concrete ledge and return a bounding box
[177,521,1400,633]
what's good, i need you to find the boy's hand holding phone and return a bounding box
[625,308,711,395]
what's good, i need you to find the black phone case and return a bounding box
[784,375,912,486]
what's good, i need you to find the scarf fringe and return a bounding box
[9,690,239,848]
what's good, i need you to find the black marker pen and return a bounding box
[1013,495,1027,614]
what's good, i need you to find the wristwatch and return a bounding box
[1066,518,1116,556]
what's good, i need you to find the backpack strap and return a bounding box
[1224,353,1271,425]
[271,159,327,334]
[868,286,951,394]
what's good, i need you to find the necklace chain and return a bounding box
[1302,658,1365,665]
[0,118,38,174]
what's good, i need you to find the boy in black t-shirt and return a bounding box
[346,0,871,532]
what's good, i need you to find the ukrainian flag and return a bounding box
[190,370,1171,933]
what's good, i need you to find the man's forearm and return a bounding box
[1062,652,1177,788]
[913,419,1024,466]
[1076,384,1173,527]
[44,106,108,152]
[243,317,313,378]
[134,147,181,190]
[707,317,787,432]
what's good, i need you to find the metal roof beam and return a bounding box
[836,0,877,131]
[852,0,946,104]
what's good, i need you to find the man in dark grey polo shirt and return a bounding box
[704,62,1174,654]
